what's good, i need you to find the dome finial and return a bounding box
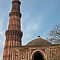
[38,36,40,37]
[12,0,19,1]
[37,35,40,39]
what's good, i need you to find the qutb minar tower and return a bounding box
[3,0,23,60]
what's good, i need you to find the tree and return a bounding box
[48,25,60,44]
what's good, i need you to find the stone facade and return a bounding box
[12,45,60,60]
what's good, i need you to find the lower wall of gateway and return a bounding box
[12,46,60,60]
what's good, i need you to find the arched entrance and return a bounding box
[32,51,44,60]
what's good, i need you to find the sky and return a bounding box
[0,0,60,60]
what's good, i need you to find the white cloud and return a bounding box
[0,19,5,60]
[0,55,3,60]
[0,34,5,60]
[0,31,4,35]
[22,14,45,45]
[0,28,5,46]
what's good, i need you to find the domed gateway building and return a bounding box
[3,0,60,60]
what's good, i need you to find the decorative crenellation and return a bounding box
[9,12,22,18]
[4,30,23,48]
[6,30,23,37]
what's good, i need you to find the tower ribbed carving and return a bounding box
[3,0,23,60]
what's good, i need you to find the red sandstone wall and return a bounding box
[12,46,60,60]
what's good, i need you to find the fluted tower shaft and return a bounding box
[3,0,23,60]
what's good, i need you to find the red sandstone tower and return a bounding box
[3,0,23,60]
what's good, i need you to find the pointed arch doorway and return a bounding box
[32,51,44,60]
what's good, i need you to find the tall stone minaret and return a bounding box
[3,0,23,60]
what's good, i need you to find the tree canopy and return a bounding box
[48,25,60,44]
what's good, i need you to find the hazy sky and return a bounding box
[0,0,60,60]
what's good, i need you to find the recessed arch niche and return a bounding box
[31,50,47,60]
